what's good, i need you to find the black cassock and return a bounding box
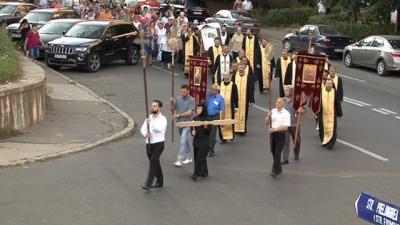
[275,57,291,97]
[218,81,239,141]
[213,53,233,85]
[233,73,255,134]
[254,45,276,92]
[191,116,212,177]
[318,88,343,149]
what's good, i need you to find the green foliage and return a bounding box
[0,27,21,83]
[254,7,315,27]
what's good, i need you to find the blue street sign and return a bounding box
[355,192,400,224]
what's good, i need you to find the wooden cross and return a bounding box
[134,30,150,69]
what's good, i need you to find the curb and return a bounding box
[0,61,136,167]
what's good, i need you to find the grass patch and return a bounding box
[0,129,24,139]
[0,26,21,83]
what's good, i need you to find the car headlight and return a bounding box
[75,47,87,52]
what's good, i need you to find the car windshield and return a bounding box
[319,26,345,36]
[39,21,76,35]
[186,0,208,8]
[388,39,400,49]
[64,24,105,39]
[0,5,17,14]
[231,11,254,19]
[23,12,52,24]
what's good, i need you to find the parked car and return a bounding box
[0,2,36,25]
[205,10,260,37]
[124,0,160,11]
[6,8,79,40]
[158,0,210,22]
[38,18,83,57]
[343,35,400,76]
[282,24,354,55]
[45,20,140,72]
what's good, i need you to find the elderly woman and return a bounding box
[159,30,172,70]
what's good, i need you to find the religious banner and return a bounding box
[189,55,208,104]
[293,53,326,114]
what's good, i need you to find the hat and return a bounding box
[193,19,199,24]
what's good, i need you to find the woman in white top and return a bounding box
[229,27,244,60]
[159,30,173,70]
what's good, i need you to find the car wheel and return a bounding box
[283,40,291,51]
[125,45,139,65]
[86,52,101,73]
[377,60,388,76]
[344,52,354,68]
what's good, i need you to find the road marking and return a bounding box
[396,116,400,120]
[254,104,389,161]
[152,65,179,76]
[371,108,390,115]
[338,73,366,83]
[337,140,389,162]
[343,97,371,107]
[378,108,397,115]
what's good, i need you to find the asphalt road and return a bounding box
[1,30,400,224]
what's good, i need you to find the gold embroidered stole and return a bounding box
[220,81,234,139]
[331,74,339,89]
[261,45,271,89]
[234,71,248,133]
[245,65,249,76]
[213,46,222,64]
[184,34,194,74]
[245,37,255,71]
[280,56,291,85]
[214,54,230,84]
[321,88,335,144]
[291,61,296,86]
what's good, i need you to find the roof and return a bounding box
[305,24,338,27]
[75,20,133,26]
[371,35,400,40]
[216,9,251,13]
[30,8,74,13]
[46,18,83,23]
[0,2,35,5]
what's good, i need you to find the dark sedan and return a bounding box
[282,24,354,55]
[205,10,260,36]
[38,18,83,57]
[0,2,36,25]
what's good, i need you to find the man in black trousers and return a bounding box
[140,100,168,190]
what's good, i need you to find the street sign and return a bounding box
[355,192,400,224]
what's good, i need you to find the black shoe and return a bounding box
[327,143,333,150]
[141,185,150,190]
[151,183,163,188]
[281,160,289,165]
[201,173,208,177]
[191,175,198,181]
[270,172,277,178]
[220,140,227,144]
[294,155,299,161]
[208,152,214,157]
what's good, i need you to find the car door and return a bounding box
[111,24,129,59]
[102,26,118,62]
[291,25,308,51]
[364,37,384,68]
[301,26,316,51]
[352,37,374,66]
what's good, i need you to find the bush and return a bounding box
[0,26,21,83]
[254,7,315,27]
[308,12,353,24]
[336,22,396,41]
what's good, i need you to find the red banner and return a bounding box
[293,53,326,114]
[189,55,208,104]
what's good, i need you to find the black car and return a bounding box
[6,8,79,40]
[0,2,36,26]
[159,0,210,22]
[38,18,83,57]
[45,20,140,72]
[282,24,354,55]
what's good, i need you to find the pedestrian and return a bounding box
[281,85,306,164]
[266,98,290,177]
[24,24,45,62]
[232,0,242,10]
[328,66,343,103]
[255,37,275,93]
[144,28,154,67]
[218,71,238,143]
[229,27,244,62]
[206,83,226,157]
[318,79,343,150]
[318,0,326,15]
[170,85,195,167]
[191,102,212,181]
[242,29,259,73]
[38,0,47,9]
[140,100,168,190]
[159,30,173,70]
[275,49,292,97]
[242,0,253,13]
[17,19,30,54]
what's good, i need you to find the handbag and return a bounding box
[157,51,162,62]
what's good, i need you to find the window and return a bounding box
[0,5,17,14]
[186,0,208,8]
[371,38,384,48]
[39,21,75,35]
[359,37,374,47]
[319,26,344,36]
[306,26,317,36]
[65,24,105,39]
[231,11,254,19]
[388,39,400,49]
[23,12,52,23]
[16,6,27,15]
[298,26,309,35]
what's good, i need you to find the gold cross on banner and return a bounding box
[134,30,150,68]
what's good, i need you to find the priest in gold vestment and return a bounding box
[182,27,199,78]
[234,63,255,135]
[207,37,222,79]
[219,71,239,143]
[275,49,292,97]
[242,29,259,75]
[255,38,276,93]
[318,79,343,150]
[213,45,233,84]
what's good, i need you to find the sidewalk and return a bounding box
[0,61,135,167]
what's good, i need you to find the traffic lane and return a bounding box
[44,62,400,224]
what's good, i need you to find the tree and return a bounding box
[367,0,400,31]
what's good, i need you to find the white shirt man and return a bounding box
[179,12,188,23]
[242,0,253,12]
[318,1,326,15]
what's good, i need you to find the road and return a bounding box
[0,29,400,224]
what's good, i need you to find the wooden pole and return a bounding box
[308,37,312,53]
[170,51,175,142]
[268,77,273,153]
[293,94,303,149]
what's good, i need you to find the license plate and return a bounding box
[11,33,21,38]
[334,49,344,52]
[193,11,202,15]
[243,23,253,26]
[54,54,67,59]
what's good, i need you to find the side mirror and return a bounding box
[105,33,112,39]
[294,31,299,35]
[355,42,361,46]
[62,30,66,35]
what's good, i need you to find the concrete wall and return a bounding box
[0,56,46,132]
